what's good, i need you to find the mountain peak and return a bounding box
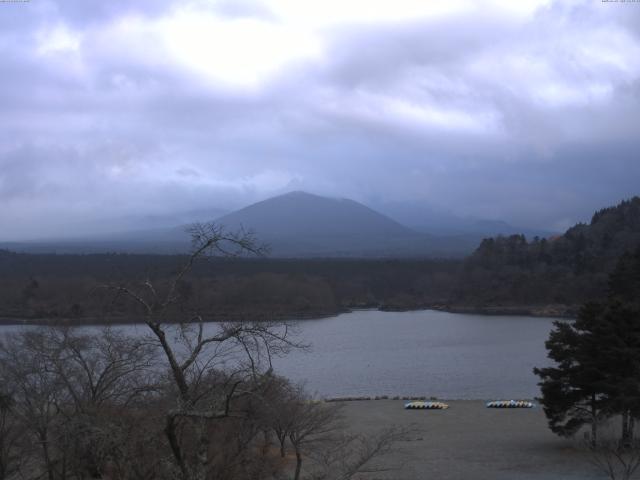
[280,190,315,197]
[215,192,423,256]
[275,190,350,203]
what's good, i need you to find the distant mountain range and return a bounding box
[374,201,554,238]
[0,191,555,258]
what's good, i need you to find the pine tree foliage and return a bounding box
[534,247,640,445]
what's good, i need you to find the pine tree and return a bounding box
[534,247,640,446]
[534,303,610,446]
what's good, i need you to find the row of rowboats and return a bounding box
[404,400,535,410]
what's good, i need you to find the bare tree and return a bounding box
[262,382,406,480]
[586,426,640,480]
[105,223,303,480]
[259,374,300,458]
[0,330,69,480]
[307,427,408,480]
[287,398,342,480]
[0,391,22,480]
[33,327,158,411]
[0,326,159,480]
[0,223,399,480]
[47,328,158,479]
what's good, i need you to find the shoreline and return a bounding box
[424,303,577,318]
[0,303,576,326]
[323,395,539,402]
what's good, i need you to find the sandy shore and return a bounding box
[337,400,602,480]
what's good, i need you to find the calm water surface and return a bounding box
[0,309,559,399]
[271,309,558,399]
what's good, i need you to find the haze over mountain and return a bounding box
[373,201,555,238]
[214,191,428,257]
[2,191,489,257]
[213,191,554,256]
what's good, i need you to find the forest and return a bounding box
[0,196,639,325]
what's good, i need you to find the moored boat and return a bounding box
[405,401,449,410]
[486,400,535,408]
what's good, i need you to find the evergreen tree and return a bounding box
[608,247,640,308]
[534,247,640,446]
[534,303,610,446]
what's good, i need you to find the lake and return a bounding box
[0,309,559,400]
[271,309,558,399]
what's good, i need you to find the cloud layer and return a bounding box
[1,0,639,239]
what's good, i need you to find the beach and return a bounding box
[338,399,601,480]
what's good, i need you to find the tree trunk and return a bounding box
[293,447,302,480]
[278,435,286,458]
[622,410,632,448]
[148,323,190,400]
[165,415,188,479]
[591,394,598,448]
[195,420,209,480]
[40,433,55,480]
[262,430,271,456]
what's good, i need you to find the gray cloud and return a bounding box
[0,0,639,240]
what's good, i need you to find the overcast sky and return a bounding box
[1,0,639,239]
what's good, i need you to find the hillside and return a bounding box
[449,196,640,314]
[219,191,411,238]
[375,201,555,238]
[215,191,433,257]
[470,196,640,271]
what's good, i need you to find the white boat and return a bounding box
[404,401,449,410]
[486,400,535,408]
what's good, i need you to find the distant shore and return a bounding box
[424,303,578,318]
[0,303,577,326]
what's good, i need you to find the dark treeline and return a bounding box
[455,196,640,315]
[1,196,639,324]
[0,254,461,323]
[471,196,640,272]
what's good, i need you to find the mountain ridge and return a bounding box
[214,191,436,257]
[0,191,555,258]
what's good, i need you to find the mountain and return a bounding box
[374,201,555,238]
[214,191,435,257]
[2,191,547,258]
[1,192,441,257]
[102,208,229,232]
[0,207,230,255]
